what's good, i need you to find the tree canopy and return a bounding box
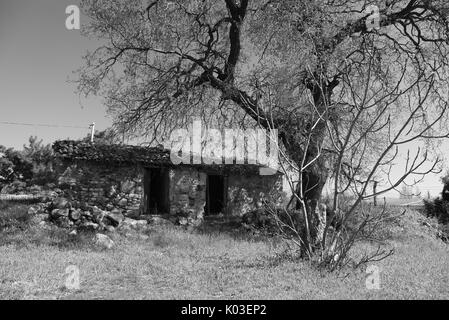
[77,0,449,255]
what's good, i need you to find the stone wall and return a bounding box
[169,168,207,225]
[57,161,144,216]
[167,169,287,220]
[227,173,286,216]
[55,160,288,223]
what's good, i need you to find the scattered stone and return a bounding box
[134,219,148,228]
[82,222,99,230]
[82,210,92,218]
[69,209,82,221]
[105,211,125,227]
[107,186,117,197]
[105,225,116,233]
[91,206,105,223]
[50,208,69,218]
[53,197,70,209]
[55,216,72,228]
[27,206,39,215]
[124,209,141,219]
[31,213,48,225]
[69,230,78,236]
[118,198,128,207]
[41,191,58,202]
[121,218,148,230]
[95,233,114,249]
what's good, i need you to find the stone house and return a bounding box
[53,140,291,224]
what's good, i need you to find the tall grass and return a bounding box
[0,203,448,299]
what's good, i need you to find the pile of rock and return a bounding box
[43,196,154,232]
[25,197,178,250]
[25,196,173,233]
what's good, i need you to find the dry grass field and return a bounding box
[0,202,448,300]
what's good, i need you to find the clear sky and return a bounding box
[0,0,110,149]
[0,0,447,197]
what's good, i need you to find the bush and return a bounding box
[30,163,58,186]
[0,136,57,191]
[423,198,449,225]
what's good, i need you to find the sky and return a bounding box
[0,0,110,149]
[0,0,447,197]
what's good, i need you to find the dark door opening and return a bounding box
[144,168,169,214]
[205,175,226,215]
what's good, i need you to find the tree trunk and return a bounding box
[297,161,328,251]
[284,73,335,253]
[283,133,328,252]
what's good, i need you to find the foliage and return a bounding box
[441,170,449,185]
[424,171,449,225]
[0,148,15,184]
[80,128,121,145]
[0,136,56,189]
[423,198,449,225]
[23,136,56,185]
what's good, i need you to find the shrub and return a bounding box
[423,198,449,225]
[0,136,57,190]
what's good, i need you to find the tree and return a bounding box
[77,0,449,259]
[0,146,15,184]
[3,148,34,182]
[0,137,56,187]
[23,136,53,167]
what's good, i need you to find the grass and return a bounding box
[0,202,448,299]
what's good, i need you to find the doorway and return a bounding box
[205,174,226,215]
[144,168,169,214]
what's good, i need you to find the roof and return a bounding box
[53,140,171,165]
[52,140,282,176]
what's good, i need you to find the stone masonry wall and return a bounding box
[227,174,286,216]
[57,161,144,216]
[56,160,287,223]
[169,168,207,225]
